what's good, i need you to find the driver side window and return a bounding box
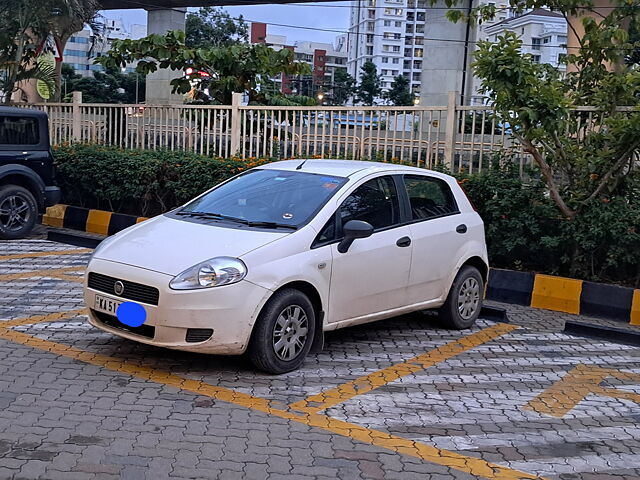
[339,176,400,232]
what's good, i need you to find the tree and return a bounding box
[385,75,414,106]
[61,64,145,103]
[330,69,355,105]
[97,30,310,105]
[185,7,248,49]
[356,61,381,106]
[0,0,100,103]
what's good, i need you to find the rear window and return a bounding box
[0,116,40,145]
[404,175,458,220]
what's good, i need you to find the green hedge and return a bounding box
[53,144,269,216]
[53,145,640,287]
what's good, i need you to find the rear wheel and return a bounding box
[248,289,316,374]
[0,185,37,240]
[439,265,484,330]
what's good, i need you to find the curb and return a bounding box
[43,205,640,327]
[564,321,640,347]
[43,204,148,236]
[487,268,640,327]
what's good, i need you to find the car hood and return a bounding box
[92,215,289,275]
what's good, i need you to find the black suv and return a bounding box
[0,107,61,239]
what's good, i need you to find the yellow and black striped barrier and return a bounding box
[43,204,148,237]
[487,268,640,326]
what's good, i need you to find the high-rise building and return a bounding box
[347,0,425,100]
[64,19,145,77]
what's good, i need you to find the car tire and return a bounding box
[248,289,316,374]
[0,185,37,240]
[438,265,484,330]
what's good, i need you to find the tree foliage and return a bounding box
[468,0,640,222]
[97,30,310,105]
[0,0,100,103]
[61,64,145,103]
[330,69,356,105]
[185,7,248,49]
[384,75,414,106]
[356,61,381,106]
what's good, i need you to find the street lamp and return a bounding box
[413,98,420,106]
[317,92,324,104]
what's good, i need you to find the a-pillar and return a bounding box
[145,8,186,104]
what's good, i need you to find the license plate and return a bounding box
[94,294,122,315]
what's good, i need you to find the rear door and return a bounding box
[402,174,469,303]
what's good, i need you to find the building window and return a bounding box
[531,38,541,50]
[366,46,374,55]
[392,70,398,75]
[395,21,402,27]
[404,60,411,69]
[416,12,425,21]
[521,27,525,34]
[412,72,421,81]
[414,48,423,57]
[392,45,400,52]
[392,58,400,64]
[384,20,391,26]
[413,60,422,69]
[368,9,376,18]
[558,35,567,43]
[367,22,374,32]
[558,53,567,63]
[394,33,401,39]
[415,25,424,34]
[63,49,87,57]
[414,37,424,45]
[382,57,389,63]
[531,54,540,63]
[404,48,412,56]
[543,37,550,44]
[405,36,413,45]
[367,34,374,43]
[69,36,89,44]
[406,24,413,33]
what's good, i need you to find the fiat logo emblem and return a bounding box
[114,281,125,296]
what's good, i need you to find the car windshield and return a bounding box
[178,169,348,228]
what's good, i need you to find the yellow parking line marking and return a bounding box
[524,364,640,417]
[1,308,88,328]
[0,249,91,261]
[0,327,541,480]
[41,272,85,283]
[289,323,519,414]
[0,267,84,282]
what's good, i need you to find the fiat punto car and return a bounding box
[84,160,488,373]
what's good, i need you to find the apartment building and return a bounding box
[347,0,427,100]
[64,19,145,77]
[250,23,348,100]
[472,8,567,104]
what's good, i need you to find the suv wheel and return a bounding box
[439,265,484,330]
[0,185,37,240]
[248,289,315,374]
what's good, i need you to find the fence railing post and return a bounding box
[230,92,242,155]
[72,91,82,143]
[443,91,458,171]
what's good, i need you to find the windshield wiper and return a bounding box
[243,221,297,230]
[176,211,248,223]
[176,211,297,230]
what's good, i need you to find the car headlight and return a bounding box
[169,257,247,290]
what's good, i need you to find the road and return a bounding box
[0,237,639,479]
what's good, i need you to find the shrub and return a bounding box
[53,144,270,216]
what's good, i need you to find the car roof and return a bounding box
[258,159,449,179]
[0,106,47,118]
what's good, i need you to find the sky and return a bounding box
[101,2,351,46]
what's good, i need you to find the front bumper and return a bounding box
[84,258,272,354]
[44,186,61,207]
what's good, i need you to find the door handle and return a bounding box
[396,236,411,247]
[456,224,467,234]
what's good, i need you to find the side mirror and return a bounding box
[337,220,374,253]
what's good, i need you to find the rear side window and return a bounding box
[404,175,458,220]
[339,176,400,230]
[0,116,40,145]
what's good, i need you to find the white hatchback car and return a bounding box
[84,160,488,373]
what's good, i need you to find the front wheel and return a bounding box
[248,289,316,374]
[439,265,484,330]
[0,185,37,240]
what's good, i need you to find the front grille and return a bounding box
[88,272,160,306]
[186,328,213,343]
[92,309,156,339]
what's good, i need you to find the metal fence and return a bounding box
[21,91,536,173]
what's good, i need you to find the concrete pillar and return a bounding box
[420,0,472,106]
[145,8,186,104]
